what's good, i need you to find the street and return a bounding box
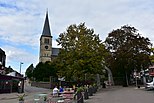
[85,86,154,103]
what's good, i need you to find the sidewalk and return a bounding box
[0,92,19,100]
[0,91,51,103]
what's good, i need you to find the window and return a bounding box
[44,38,49,44]
[44,53,49,57]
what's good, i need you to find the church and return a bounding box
[39,12,60,63]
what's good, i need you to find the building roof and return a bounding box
[42,11,51,36]
[0,48,5,55]
[0,48,5,54]
[52,48,60,56]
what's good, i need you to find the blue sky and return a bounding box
[0,0,154,75]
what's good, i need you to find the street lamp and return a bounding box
[134,69,138,87]
[20,62,24,74]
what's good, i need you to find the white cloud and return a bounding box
[1,45,38,73]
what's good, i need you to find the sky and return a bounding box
[0,0,154,75]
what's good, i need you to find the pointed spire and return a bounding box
[42,11,51,36]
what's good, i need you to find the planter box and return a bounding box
[84,89,89,100]
[88,87,93,96]
[77,91,84,103]
[19,101,24,103]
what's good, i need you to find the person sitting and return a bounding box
[59,86,64,94]
[53,86,59,97]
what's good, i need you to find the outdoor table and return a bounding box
[61,91,75,103]
[41,95,76,103]
[34,93,47,103]
[48,96,64,103]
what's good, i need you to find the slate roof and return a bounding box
[42,12,51,36]
[52,48,60,56]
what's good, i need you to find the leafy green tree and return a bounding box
[150,48,154,64]
[104,25,152,85]
[56,23,108,82]
[25,64,34,80]
[33,61,58,82]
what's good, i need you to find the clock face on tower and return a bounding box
[45,45,49,49]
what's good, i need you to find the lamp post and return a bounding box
[134,69,138,87]
[20,62,23,74]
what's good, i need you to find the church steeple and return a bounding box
[39,11,52,63]
[42,11,51,36]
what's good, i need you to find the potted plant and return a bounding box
[88,85,93,96]
[17,94,25,103]
[43,96,47,103]
[83,86,89,100]
[92,83,97,93]
[76,87,84,103]
[76,87,84,93]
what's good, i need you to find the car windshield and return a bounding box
[147,77,153,83]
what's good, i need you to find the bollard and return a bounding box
[88,87,93,96]
[84,89,89,100]
[77,91,84,103]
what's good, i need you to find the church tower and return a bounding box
[39,11,52,63]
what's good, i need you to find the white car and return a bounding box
[145,81,154,90]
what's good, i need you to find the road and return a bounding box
[85,86,154,103]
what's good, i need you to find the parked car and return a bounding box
[145,78,154,90]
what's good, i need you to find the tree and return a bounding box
[33,61,58,82]
[149,48,154,64]
[104,25,152,85]
[56,23,108,82]
[25,64,34,80]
